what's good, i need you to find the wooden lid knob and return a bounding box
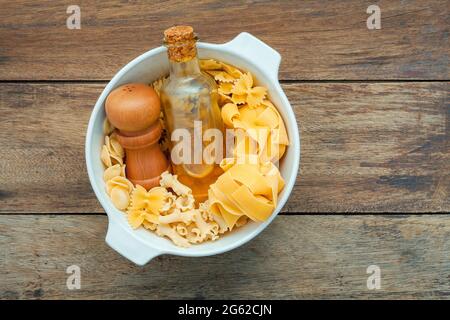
[105,83,160,133]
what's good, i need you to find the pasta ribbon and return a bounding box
[221,101,289,162]
[208,161,285,230]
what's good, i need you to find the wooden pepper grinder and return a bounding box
[105,83,170,190]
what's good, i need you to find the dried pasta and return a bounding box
[156,224,191,248]
[201,55,289,230]
[103,118,115,135]
[110,186,130,210]
[159,208,195,224]
[208,161,284,230]
[101,143,123,167]
[100,59,290,248]
[160,171,192,196]
[129,185,167,214]
[231,72,267,107]
[103,164,123,182]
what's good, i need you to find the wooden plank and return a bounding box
[0,83,448,213]
[0,215,449,299]
[0,0,448,80]
[290,82,450,212]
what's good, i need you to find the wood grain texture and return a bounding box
[291,82,450,212]
[0,0,448,80]
[0,215,449,299]
[0,82,448,213]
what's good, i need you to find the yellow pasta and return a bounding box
[222,63,242,78]
[221,101,288,162]
[193,210,217,240]
[206,70,238,83]
[103,164,123,182]
[101,145,112,167]
[110,186,130,210]
[175,223,189,237]
[127,209,146,229]
[210,210,228,234]
[106,176,133,196]
[175,194,195,211]
[200,59,288,162]
[218,92,233,106]
[127,207,159,229]
[199,200,213,221]
[101,144,123,167]
[159,208,195,224]
[160,171,192,196]
[209,161,284,230]
[129,185,167,215]
[156,224,191,248]
[235,215,249,228]
[151,77,166,97]
[101,59,290,248]
[186,224,203,244]
[218,82,234,95]
[230,72,267,107]
[199,59,222,70]
[142,220,157,231]
[160,191,177,213]
[110,138,125,159]
[103,118,115,135]
[209,222,220,240]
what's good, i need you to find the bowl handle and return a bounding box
[105,218,161,266]
[221,32,281,82]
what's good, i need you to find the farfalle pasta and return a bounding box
[100,58,289,247]
[129,185,167,214]
[201,59,288,162]
[121,171,221,247]
[231,72,267,107]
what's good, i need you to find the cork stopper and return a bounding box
[164,25,197,62]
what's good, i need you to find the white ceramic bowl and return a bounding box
[86,32,300,265]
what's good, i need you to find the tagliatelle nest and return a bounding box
[100,58,289,247]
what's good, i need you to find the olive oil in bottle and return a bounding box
[160,26,224,202]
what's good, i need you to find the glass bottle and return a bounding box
[160,26,224,202]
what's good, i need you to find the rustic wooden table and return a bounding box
[0,0,448,299]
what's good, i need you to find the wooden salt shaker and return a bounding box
[105,83,170,190]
